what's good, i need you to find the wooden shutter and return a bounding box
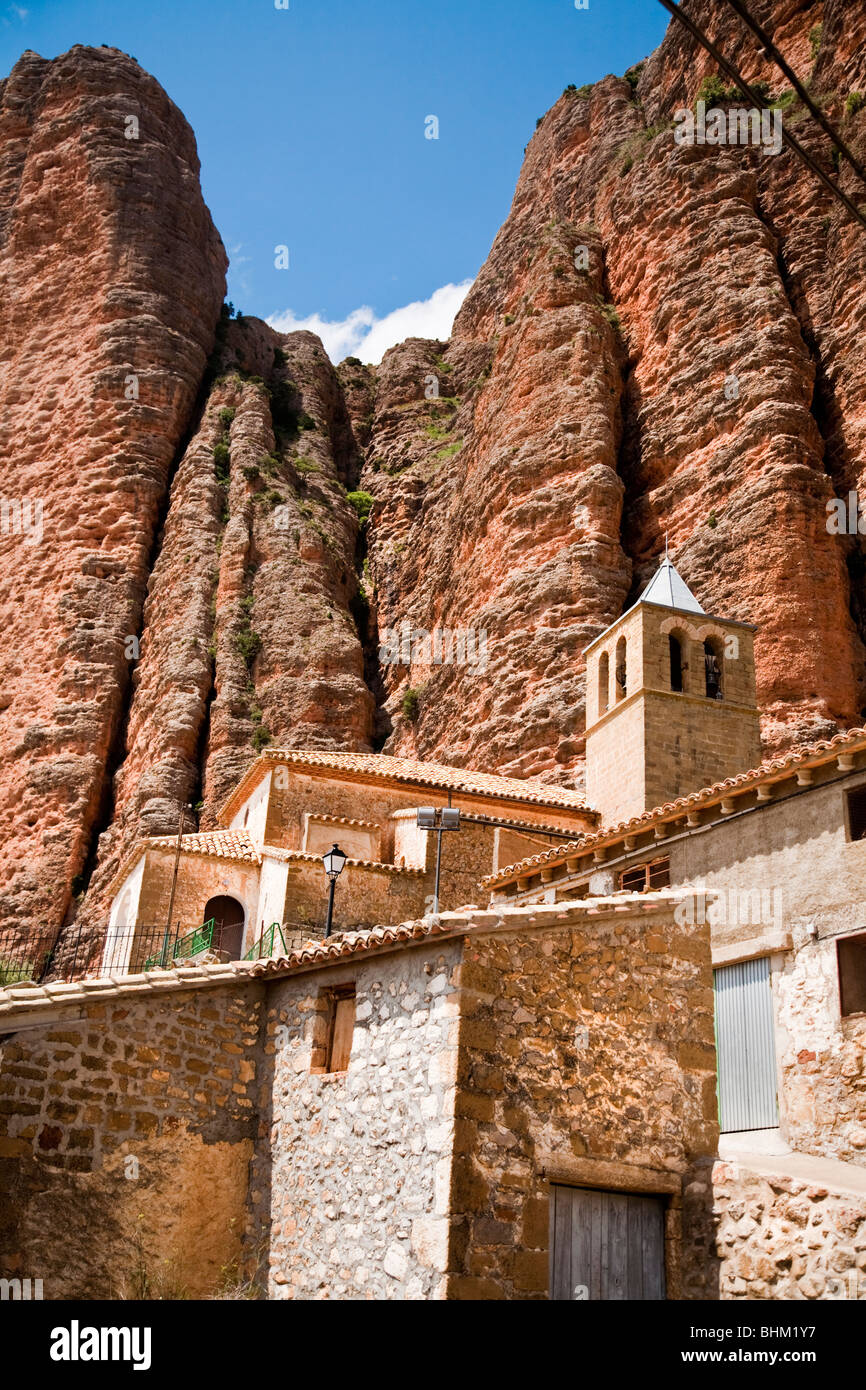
[620,864,647,892]
[838,934,866,1016]
[647,857,670,889]
[328,990,356,1072]
[846,786,866,841]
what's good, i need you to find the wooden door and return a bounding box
[549,1185,666,1300]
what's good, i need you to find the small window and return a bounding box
[326,986,356,1072]
[846,786,866,841]
[620,864,648,892]
[647,858,671,889]
[598,651,610,714]
[669,635,683,693]
[704,640,723,700]
[619,857,670,893]
[838,934,866,1016]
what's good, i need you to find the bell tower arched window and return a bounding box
[598,651,610,714]
[704,639,723,700]
[669,635,683,693]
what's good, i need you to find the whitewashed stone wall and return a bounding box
[775,934,866,1165]
[248,941,463,1299]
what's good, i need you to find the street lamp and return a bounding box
[165,802,193,936]
[416,806,461,916]
[323,843,348,938]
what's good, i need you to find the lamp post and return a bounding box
[323,843,348,938]
[416,806,461,916]
[165,802,193,938]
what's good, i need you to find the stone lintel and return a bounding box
[539,1153,683,1197]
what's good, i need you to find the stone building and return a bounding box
[487,563,866,1229]
[0,895,721,1300]
[584,556,762,824]
[105,751,595,966]
[1,556,865,1301]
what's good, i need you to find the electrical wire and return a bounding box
[720,0,866,186]
[656,0,866,232]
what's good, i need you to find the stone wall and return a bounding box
[447,900,721,1299]
[247,940,463,1299]
[713,1159,866,1300]
[775,934,866,1165]
[0,967,263,1298]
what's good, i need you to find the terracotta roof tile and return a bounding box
[262,847,423,875]
[145,828,261,865]
[484,725,866,889]
[219,749,592,822]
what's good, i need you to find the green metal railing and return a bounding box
[143,918,216,971]
[243,922,288,961]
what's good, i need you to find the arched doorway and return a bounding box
[203,895,245,960]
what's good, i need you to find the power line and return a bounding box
[656,0,866,233]
[720,0,866,186]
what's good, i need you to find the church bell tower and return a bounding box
[584,556,762,827]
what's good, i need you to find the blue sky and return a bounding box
[0,1,669,359]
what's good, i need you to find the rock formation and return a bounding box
[0,46,226,940]
[1,0,866,947]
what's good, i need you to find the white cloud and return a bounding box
[267,280,473,365]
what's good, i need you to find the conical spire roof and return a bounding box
[639,557,705,614]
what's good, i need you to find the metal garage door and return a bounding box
[714,956,779,1132]
[549,1185,666,1300]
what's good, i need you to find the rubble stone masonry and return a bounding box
[447,901,720,1299]
[249,942,463,1299]
[0,968,264,1298]
[712,1159,866,1300]
[1,897,863,1300]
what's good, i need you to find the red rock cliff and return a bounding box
[3,2,866,947]
[0,46,226,939]
[363,0,866,777]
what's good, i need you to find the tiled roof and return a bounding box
[306,813,381,829]
[484,725,866,889]
[262,847,424,875]
[219,748,593,822]
[146,828,261,864]
[248,915,459,975]
[106,827,261,899]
